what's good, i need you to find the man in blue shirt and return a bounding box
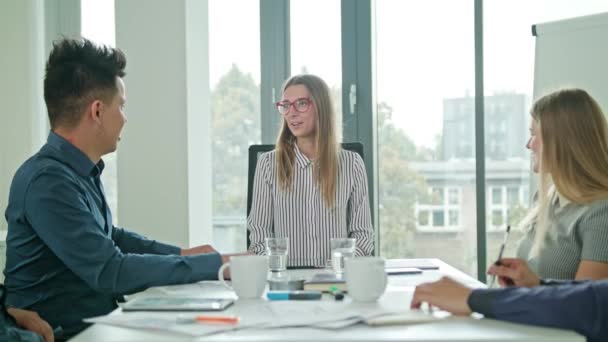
[4,38,235,338]
[411,276,608,342]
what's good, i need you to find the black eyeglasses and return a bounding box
[275,97,312,115]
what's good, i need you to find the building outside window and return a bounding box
[416,187,462,231]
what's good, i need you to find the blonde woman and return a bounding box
[247,74,374,267]
[489,88,608,286]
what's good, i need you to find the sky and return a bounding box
[82,0,608,148]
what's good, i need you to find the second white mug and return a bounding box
[218,255,268,299]
[345,257,387,302]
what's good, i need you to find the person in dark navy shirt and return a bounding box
[411,275,608,342]
[4,38,238,339]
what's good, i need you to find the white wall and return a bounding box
[0,0,81,233]
[0,1,47,232]
[115,0,213,248]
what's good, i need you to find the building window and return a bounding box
[491,209,504,226]
[491,187,502,205]
[523,186,530,205]
[431,187,444,205]
[414,186,462,231]
[448,188,460,205]
[449,210,459,226]
[418,210,429,226]
[507,186,520,205]
[432,210,445,227]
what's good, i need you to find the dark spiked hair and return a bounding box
[44,38,126,129]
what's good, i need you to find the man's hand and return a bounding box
[410,276,473,315]
[487,258,540,288]
[7,308,54,342]
[181,244,218,256]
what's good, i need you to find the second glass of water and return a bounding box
[331,238,356,275]
[265,237,289,273]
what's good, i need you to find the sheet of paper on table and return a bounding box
[85,300,444,337]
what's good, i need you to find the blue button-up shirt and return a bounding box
[4,132,222,337]
[469,279,608,342]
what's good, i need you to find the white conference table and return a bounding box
[70,259,584,342]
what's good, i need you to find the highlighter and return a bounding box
[176,315,240,325]
[266,290,322,301]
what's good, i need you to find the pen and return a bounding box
[176,315,240,325]
[266,290,322,301]
[489,225,511,288]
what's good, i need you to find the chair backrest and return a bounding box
[246,142,364,248]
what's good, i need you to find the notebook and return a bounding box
[386,267,423,275]
[121,297,234,312]
[365,311,443,326]
[385,259,439,270]
[303,272,347,292]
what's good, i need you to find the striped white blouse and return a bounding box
[247,144,374,267]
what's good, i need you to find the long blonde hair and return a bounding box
[525,88,608,256]
[275,74,340,208]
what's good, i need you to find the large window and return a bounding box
[83,0,608,280]
[375,0,477,275]
[290,0,342,139]
[483,0,608,273]
[209,0,261,253]
[81,0,118,222]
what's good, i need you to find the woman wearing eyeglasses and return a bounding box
[247,74,374,267]
[488,88,608,287]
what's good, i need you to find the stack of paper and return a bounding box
[86,300,444,337]
[260,301,442,329]
[85,313,262,337]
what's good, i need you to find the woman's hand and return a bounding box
[487,258,540,288]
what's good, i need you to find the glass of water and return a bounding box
[331,238,356,275]
[265,237,289,273]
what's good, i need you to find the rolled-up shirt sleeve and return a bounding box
[111,226,180,255]
[468,280,608,342]
[25,169,221,295]
[347,154,374,256]
[579,203,608,263]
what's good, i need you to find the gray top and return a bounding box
[517,191,608,279]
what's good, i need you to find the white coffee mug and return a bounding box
[345,257,387,302]
[218,255,268,299]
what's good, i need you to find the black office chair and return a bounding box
[246,142,364,249]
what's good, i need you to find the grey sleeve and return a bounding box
[579,201,608,262]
